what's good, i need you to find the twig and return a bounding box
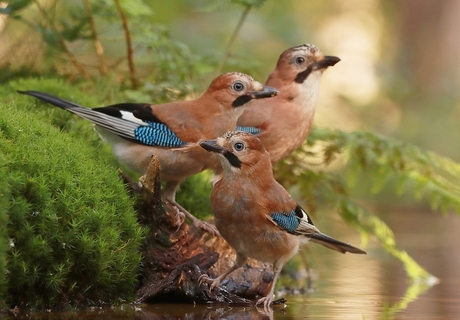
[83,0,108,76]
[113,0,139,89]
[32,0,92,81]
[215,5,252,75]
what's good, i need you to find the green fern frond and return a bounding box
[276,126,460,282]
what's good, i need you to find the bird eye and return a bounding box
[234,142,245,151]
[232,82,245,92]
[295,56,305,64]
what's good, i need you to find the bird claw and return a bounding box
[198,274,219,291]
[169,201,221,236]
[193,220,221,237]
[171,206,186,231]
[255,295,274,312]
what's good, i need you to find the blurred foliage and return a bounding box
[0,0,459,306]
[0,79,146,309]
[275,127,460,281]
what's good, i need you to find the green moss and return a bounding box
[0,79,146,309]
[0,150,8,305]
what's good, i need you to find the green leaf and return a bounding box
[0,0,33,15]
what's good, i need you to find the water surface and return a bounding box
[2,210,459,319]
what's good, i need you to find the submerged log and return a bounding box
[130,156,279,305]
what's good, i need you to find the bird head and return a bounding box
[272,44,340,84]
[200,131,271,174]
[207,72,278,110]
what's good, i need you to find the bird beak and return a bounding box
[314,55,341,70]
[200,139,242,168]
[232,85,278,107]
[200,140,226,153]
[249,85,279,99]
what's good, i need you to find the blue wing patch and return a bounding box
[271,211,299,233]
[236,126,262,135]
[134,121,186,147]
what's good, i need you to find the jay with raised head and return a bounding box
[237,44,340,163]
[199,131,365,309]
[18,73,278,235]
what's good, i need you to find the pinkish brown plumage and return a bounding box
[237,44,340,162]
[18,73,278,235]
[199,131,365,310]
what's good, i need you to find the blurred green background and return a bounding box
[0,0,459,306]
[1,0,459,162]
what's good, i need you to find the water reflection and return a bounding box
[2,211,460,319]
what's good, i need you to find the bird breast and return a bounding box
[212,188,300,264]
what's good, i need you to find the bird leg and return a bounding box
[255,262,283,312]
[163,180,221,236]
[172,201,221,236]
[199,253,247,291]
[169,205,186,229]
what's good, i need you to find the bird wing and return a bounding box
[269,204,366,254]
[94,103,186,147]
[236,125,262,135]
[269,204,319,236]
[18,91,186,148]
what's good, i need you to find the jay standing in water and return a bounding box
[199,131,365,309]
[237,44,340,162]
[19,73,278,235]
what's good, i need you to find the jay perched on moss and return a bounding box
[199,131,365,309]
[237,44,340,162]
[19,73,278,235]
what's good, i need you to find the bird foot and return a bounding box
[170,206,185,231]
[191,219,221,237]
[256,295,275,312]
[198,274,219,291]
[169,201,221,236]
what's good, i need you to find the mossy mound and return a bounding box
[0,79,145,309]
[0,150,8,305]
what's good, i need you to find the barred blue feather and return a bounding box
[236,126,261,135]
[134,121,186,147]
[271,211,300,233]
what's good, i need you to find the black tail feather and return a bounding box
[17,90,85,110]
[17,90,139,141]
[310,233,366,254]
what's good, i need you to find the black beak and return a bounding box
[200,140,225,153]
[314,55,341,70]
[200,140,242,168]
[249,85,278,99]
[232,85,278,107]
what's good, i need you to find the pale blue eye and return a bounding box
[234,142,244,151]
[233,82,245,91]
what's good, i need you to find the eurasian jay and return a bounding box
[199,131,365,309]
[18,73,278,235]
[237,44,340,162]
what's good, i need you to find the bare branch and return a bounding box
[113,0,139,89]
[33,0,92,81]
[216,5,252,75]
[83,0,108,76]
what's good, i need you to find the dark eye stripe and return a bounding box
[223,151,242,168]
[294,65,314,84]
[232,95,253,107]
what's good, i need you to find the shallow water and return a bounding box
[2,210,460,319]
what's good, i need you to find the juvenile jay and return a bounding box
[18,73,278,235]
[199,131,365,309]
[237,44,340,162]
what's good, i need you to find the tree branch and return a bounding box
[83,0,108,76]
[113,0,139,89]
[216,5,252,75]
[33,0,92,81]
